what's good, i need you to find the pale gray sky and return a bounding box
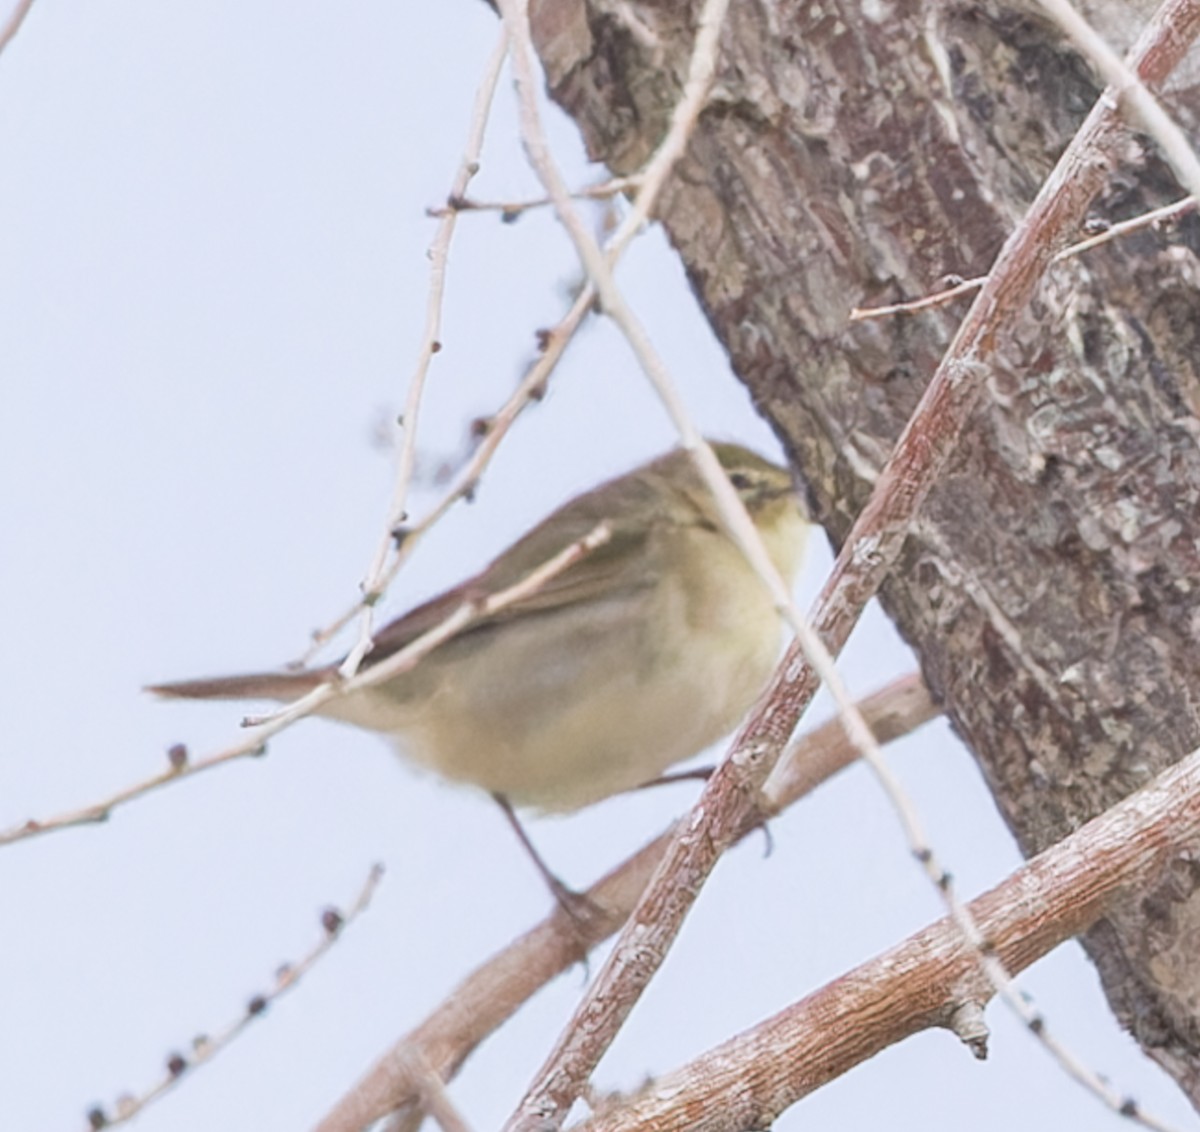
[0,3,1194,1131]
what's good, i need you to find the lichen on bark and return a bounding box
[530,0,1200,1105]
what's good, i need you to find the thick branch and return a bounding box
[508,2,1200,1125]
[578,745,1200,1132]
[530,0,1200,1103]
[312,675,937,1132]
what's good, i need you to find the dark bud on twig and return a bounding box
[167,743,188,771]
[166,1052,187,1078]
[322,907,345,937]
[246,995,268,1018]
[87,1107,109,1129]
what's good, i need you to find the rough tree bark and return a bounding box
[529,0,1200,1108]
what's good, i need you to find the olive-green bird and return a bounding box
[149,442,807,813]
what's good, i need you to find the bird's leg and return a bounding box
[634,766,715,789]
[491,793,606,951]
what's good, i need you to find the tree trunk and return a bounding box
[530,0,1200,1106]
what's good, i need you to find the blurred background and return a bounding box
[0,3,1195,1130]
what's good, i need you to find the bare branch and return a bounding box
[86,864,385,1130]
[425,176,640,220]
[850,193,1198,321]
[300,31,508,670]
[574,746,1200,1132]
[311,675,937,1132]
[849,274,986,321]
[343,520,611,694]
[409,1059,477,1132]
[0,0,35,56]
[501,1,1200,1127]
[1,525,611,848]
[1038,0,1200,200]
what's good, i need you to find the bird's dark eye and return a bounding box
[729,472,754,491]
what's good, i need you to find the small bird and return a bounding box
[149,443,807,816]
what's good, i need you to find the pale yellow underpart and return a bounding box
[321,508,807,811]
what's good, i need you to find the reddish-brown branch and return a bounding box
[312,675,937,1132]
[504,3,1200,1128]
[575,745,1200,1132]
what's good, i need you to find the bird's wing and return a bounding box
[365,474,665,666]
[149,465,683,698]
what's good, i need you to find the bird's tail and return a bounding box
[146,668,332,703]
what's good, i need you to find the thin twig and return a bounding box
[298,278,596,667]
[0,0,36,55]
[1038,0,1200,200]
[302,0,742,675]
[301,31,508,671]
[85,864,385,1131]
[849,194,1198,321]
[493,0,964,1123]
[1,525,611,848]
[342,520,611,694]
[850,275,987,320]
[501,0,941,896]
[495,0,964,1122]
[852,0,1200,327]
[425,175,640,219]
[498,1,1200,1128]
[1062,193,1196,255]
[311,674,938,1132]
[573,747,1200,1132]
